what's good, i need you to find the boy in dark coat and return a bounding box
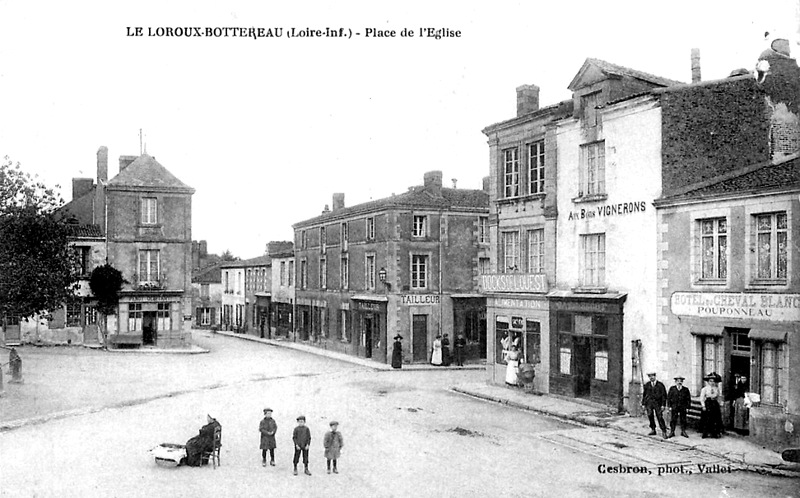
[454,333,467,367]
[292,415,312,476]
[642,372,668,438]
[667,376,691,438]
[259,408,277,466]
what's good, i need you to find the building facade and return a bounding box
[268,242,295,338]
[191,263,222,329]
[292,172,489,365]
[221,262,245,333]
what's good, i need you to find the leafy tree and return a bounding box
[0,157,77,321]
[89,264,126,347]
[220,249,239,261]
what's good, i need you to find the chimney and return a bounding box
[119,155,137,172]
[332,193,345,211]
[72,178,94,201]
[691,48,701,83]
[516,84,540,117]
[482,176,490,193]
[423,171,443,192]
[97,146,108,183]
[199,240,207,257]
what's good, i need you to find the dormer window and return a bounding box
[581,91,600,128]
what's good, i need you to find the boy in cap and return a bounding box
[259,408,277,466]
[292,415,312,476]
[642,371,668,438]
[323,421,344,474]
[667,376,691,438]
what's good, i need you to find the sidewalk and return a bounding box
[452,381,800,478]
[210,330,485,372]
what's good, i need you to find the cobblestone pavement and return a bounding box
[1,333,797,497]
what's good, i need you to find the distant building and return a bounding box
[292,171,489,365]
[191,263,222,329]
[267,241,294,338]
[220,256,271,336]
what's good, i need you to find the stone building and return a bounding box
[292,172,489,365]
[220,256,270,336]
[268,241,294,338]
[191,262,222,329]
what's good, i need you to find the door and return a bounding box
[573,336,592,398]
[412,314,428,362]
[142,312,157,346]
[364,315,373,358]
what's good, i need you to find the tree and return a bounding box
[220,249,239,262]
[0,157,77,321]
[89,264,126,347]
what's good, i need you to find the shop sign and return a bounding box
[670,292,800,322]
[566,200,647,221]
[493,298,546,310]
[400,294,440,305]
[479,273,548,294]
[126,295,175,302]
[356,302,381,311]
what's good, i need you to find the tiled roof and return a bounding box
[107,154,194,193]
[192,263,222,283]
[665,157,800,201]
[294,185,489,228]
[220,255,272,269]
[66,223,103,238]
[585,58,684,87]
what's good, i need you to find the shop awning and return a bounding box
[748,329,787,342]
[689,325,722,337]
[450,294,484,299]
[351,295,388,302]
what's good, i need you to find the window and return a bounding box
[758,341,787,405]
[201,284,209,298]
[581,141,605,196]
[224,271,230,294]
[235,304,243,327]
[502,231,520,273]
[525,319,541,364]
[288,261,294,287]
[280,261,286,286]
[754,212,787,282]
[592,316,608,381]
[503,148,520,197]
[320,227,327,251]
[479,216,489,244]
[496,316,509,363]
[340,310,349,342]
[141,197,157,224]
[300,260,307,289]
[157,302,171,331]
[341,255,349,290]
[580,233,605,287]
[201,308,211,326]
[528,141,545,194]
[73,246,90,276]
[527,229,544,273]
[700,335,722,389]
[138,250,160,283]
[246,269,252,292]
[128,303,142,332]
[479,257,491,275]
[699,218,727,281]
[319,257,327,289]
[366,217,375,240]
[341,222,349,250]
[411,254,428,289]
[84,305,97,325]
[581,92,599,127]
[301,230,307,250]
[365,254,376,290]
[413,215,427,238]
[66,302,82,327]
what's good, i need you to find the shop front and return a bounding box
[271,298,293,338]
[452,295,487,362]
[670,291,799,449]
[548,293,626,410]
[351,296,387,362]
[255,294,271,338]
[114,291,185,348]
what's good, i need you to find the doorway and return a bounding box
[412,314,428,362]
[573,336,592,398]
[142,312,157,346]
[364,315,373,358]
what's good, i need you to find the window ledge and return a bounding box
[496,193,545,205]
[748,279,788,287]
[571,194,607,204]
[694,279,727,286]
[571,286,608,294]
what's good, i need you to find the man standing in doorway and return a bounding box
[642,372,668,439]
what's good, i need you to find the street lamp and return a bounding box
[378,267,390,290]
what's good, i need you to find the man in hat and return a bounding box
[454,332,467,367]
[259,408,277,467]
[667,376,691,438]
[642,372,668,438]
[292,415,312,476]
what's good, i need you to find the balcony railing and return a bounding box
[132,272,167,290]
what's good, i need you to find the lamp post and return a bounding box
[378,267,390,291]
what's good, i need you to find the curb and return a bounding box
[451,386,800,478]
[105,346,209,355]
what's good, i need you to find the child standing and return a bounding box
[323,421,344,474]
[259,408,277,467]
[292,415,312,476]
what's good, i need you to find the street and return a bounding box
[1,333,797,497]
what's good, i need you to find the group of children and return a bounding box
[259,409,344,476]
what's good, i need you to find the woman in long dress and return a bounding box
[700,374,723,438]
[732,375,750,434]
[430,335,443,366]
[505,345,521,386]
[391,335,403,369]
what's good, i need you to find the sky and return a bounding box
[1,0,798,257]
